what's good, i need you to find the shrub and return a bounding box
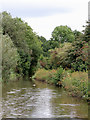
[52,66,63,86]
[34,68,57,84]
[62,71,88,98]
[34,67,64,86]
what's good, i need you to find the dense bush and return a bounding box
[52,67,63,86]
[34,67,64,86]
[48,43,72,69]
[67,39,88,71]
[42,39,88,71]
[34,68,57,84]
[62,71,88,99]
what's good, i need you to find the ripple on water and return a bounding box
[15,89,21,92]
[60,104,80,106]
[2,80,88,118]
[7,91,16,94]
[22,88,27,90]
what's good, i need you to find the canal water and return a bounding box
[2,79,88,118]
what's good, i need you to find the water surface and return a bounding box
[2,79,88,118]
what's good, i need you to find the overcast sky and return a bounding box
[0,0,89,40]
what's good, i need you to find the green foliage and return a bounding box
[34,68,57,84]
[2,11,31,76]
[2,34,20,81]
[83,21,90,42]
[67,39,88,71]
[47,38,88,71]
[34,68,88,99]
[73,30,83,39]
[62,71,88,98]
[34,67,63,86]
[38,36,51,57]
[48,38,59,49]
[38,55,51,70]
[48,42,72,69]
[1,10,89,96]
[52,25,75,43]
[52,67,63,86]
[1,11,42,77]
[25,25,42,76]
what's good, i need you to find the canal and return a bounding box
[2,79,88,118]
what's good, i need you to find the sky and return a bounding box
[0,0,89,40]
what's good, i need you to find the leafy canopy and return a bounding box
[52,25,75,43]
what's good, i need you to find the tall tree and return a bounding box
[51,25,75,43]
[2,11,42,77]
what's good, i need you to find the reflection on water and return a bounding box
[2,79,88,118]
[30,88,52,118]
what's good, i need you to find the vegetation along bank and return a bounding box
[1,11,89,100]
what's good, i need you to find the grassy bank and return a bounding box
[33,68,88,100]
[32,68,57,84]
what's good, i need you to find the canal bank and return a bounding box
[33,68,88,100]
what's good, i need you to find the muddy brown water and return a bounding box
[2,79,88,118]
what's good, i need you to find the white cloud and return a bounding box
[23,0,89,39]
[24,12,87,40]
[1,0,89,39]
[1,0,75,17]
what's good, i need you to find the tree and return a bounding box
[51,25,75,43]
[2,11,42,77]
[2,34,20,81]
[48,43,72,69]
[73,30,82,39]
[48,38,59,49]
[38,36,51,57]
